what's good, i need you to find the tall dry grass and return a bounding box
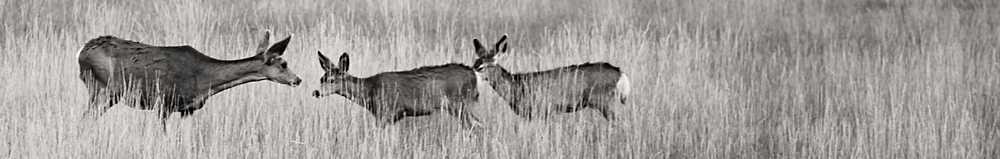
[2,0,999,158]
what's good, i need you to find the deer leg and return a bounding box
[374,112,398,129]
[82,88,115,120]
[180,111,194,118]
[465,111,484,130]
[510,105,536,120]
[178,101,203,119]
[589,95,618,121]
[79,88,108,132]
[441,96,480,129]
[392,112,406,123]
[563,103,588,113]
[590,102,618,121]
[596,106,617,121]
[82,94,103,120]
[448,105,483,130]
[516,112,535,121]
[159,110,172,133]
[374,118,390,129]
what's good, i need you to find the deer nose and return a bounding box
[292,79,302,86]
[312,90,321,98]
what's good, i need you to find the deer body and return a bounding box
[473,35,631,120]
[77,31,300,127]
[483,62,625,119]
[313,53,482,129]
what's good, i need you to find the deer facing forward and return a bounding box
[472,35,631,120]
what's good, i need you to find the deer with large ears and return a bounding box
[78,30,301,131]
[472,35,632,120]
[312,52,483,129]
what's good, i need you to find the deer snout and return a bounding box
[312,90,322,98]
[291,78,302,86]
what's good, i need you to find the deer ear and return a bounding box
[500,43,508,53]
[318,51,336,71]
[473,39,489,57]
[495,34,507,50]
[338,53,350,72]
[267,35,292,56]
[495,48,507,60]
[262,35,292,64]
[256,30,272,55]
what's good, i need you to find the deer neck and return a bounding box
[484,66,521,102]
[338,76,372,106]
[206,57,267,94]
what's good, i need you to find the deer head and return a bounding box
[313,52,360,98]
[255,30,301,86]
[472,34,509,82]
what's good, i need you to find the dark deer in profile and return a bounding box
[312,52,483,129]
[472,35,631,120]
[78,30,301,129]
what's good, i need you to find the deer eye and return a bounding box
[280,63,288,68]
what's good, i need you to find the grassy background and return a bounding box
[2,0,999,158]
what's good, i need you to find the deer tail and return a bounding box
[616,73,631,104]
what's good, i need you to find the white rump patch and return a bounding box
[616,73,632,103]
[76,47,84,58]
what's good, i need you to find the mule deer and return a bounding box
[472,35,631,120]
[312,52,483,129]
[77,30,301,130]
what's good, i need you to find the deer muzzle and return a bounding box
[312,90,324,98]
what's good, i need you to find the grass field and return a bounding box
[2,0,1000,158]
